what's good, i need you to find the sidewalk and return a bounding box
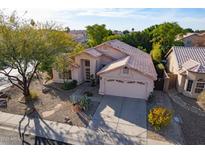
[0,111,146,145]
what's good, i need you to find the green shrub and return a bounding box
[83,91,93,97]
[79,96,90,111]
[62,80,77,90]
[156,63,165,77]
[90,74,96,87]
[148,106,172,131]
[29,90,38,101]
[197,91,205,104]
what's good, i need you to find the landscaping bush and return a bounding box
[29,90,38,101]
[83,91,93,97]
[62,80,78,90]
[155,63,165,77]
[79,96,90,111]
[197,91,205,104]
[90,74,96,87]
[148,106,172,131]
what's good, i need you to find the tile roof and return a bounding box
[97,40,157,80]
[97,56,130,74]
[176,32,205,41]
[85,48,102,57]
[172,46,205,73]
[104,39,149,56]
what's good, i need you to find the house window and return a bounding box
[195,79,205,93]
[186,80,193,92]
[85,60,90,66]
[59,70,72,80]
[123,66,129,74]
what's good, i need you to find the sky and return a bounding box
[3,8,205,31]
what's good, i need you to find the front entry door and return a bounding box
[84,60,90,81]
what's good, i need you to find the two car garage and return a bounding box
[103,79,147,99]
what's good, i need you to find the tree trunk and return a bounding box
[23,86,30,98]
[23,78,31,102]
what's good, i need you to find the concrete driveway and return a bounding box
[88,95,147,144]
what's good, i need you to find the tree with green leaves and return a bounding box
[150,43,162,63]
[86,24,110,47]
[151,22,184,56]
[54,44,84,83]
[123,30,129,34]
[0,11,76,100]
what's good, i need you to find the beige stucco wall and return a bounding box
[166,50,179,73]
[96,55,113,72]
[98,67,154,98]
[166,51,185,92]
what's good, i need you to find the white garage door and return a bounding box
[104,79,147,99]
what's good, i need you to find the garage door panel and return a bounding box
[104,79,147,99]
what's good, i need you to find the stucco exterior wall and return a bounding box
[166,51,185,92]
[166,51,179,73]
[96,55,113,72]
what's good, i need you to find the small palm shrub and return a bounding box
[79,96,90,111]
[148,106,172,131]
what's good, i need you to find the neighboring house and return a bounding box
[69,30,87,43]
[166,46,205,98]
[53,40,157,99]
[176,33,205,47]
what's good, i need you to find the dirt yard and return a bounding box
[0,79,101,127]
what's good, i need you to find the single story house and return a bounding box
[53,40,157,99]
[166,46,205,98]
[176,32,205,47]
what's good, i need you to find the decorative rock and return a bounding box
[42,86,50,94]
